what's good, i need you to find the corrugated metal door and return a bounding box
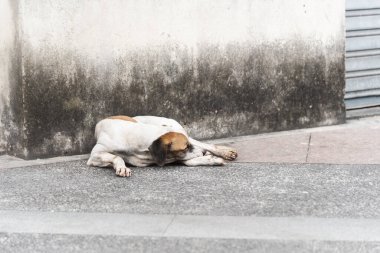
[345,0,380,110]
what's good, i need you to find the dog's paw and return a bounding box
[203,155,226,166]
[115,166,132,177]
[216,146,238,161]
[212,156,226,166]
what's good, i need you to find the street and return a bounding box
[1,161,380,252]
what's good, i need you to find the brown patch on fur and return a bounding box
[160,132,189,152]
[149,132,189,166]
[107,115,137,123]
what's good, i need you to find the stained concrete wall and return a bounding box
[4,0,345,158]
[0,0,22,156]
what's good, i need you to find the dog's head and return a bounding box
[149,132,192,166]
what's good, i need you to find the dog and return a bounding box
[87,115,238,177]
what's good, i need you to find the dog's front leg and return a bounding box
[87,145,132,177]
[188,138,238,161]
[182,155,225,166]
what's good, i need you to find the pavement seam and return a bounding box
[305,133,312,163]
[163,215,177,236]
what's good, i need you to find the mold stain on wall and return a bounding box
[21,40,345,158]
[0,0,24,156]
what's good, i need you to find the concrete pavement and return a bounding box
[1,162,380,217]
[209,115,380,164]
[2,210,380,241]
[1,116,380,252]
[2,232,380,253]
[1,162,380,252]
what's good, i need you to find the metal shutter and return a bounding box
[345,0,380,110]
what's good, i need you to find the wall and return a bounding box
[5,0,345,158]
[0,0,22,156]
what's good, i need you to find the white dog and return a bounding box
[87,115,238,177]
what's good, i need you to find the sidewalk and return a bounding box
[210,115,380,164]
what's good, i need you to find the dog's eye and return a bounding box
[187,144,194,152]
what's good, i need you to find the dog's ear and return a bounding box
[149,138,170,166]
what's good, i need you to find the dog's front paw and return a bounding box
[217,146,238,161]
[116,166,132,177]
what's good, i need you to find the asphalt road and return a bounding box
[1,161,380,252]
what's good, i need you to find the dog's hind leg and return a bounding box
[87,144,132,177]
[182,155,225,166]
[188,138,238,161]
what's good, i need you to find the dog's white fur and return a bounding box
[87,116,237,177]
